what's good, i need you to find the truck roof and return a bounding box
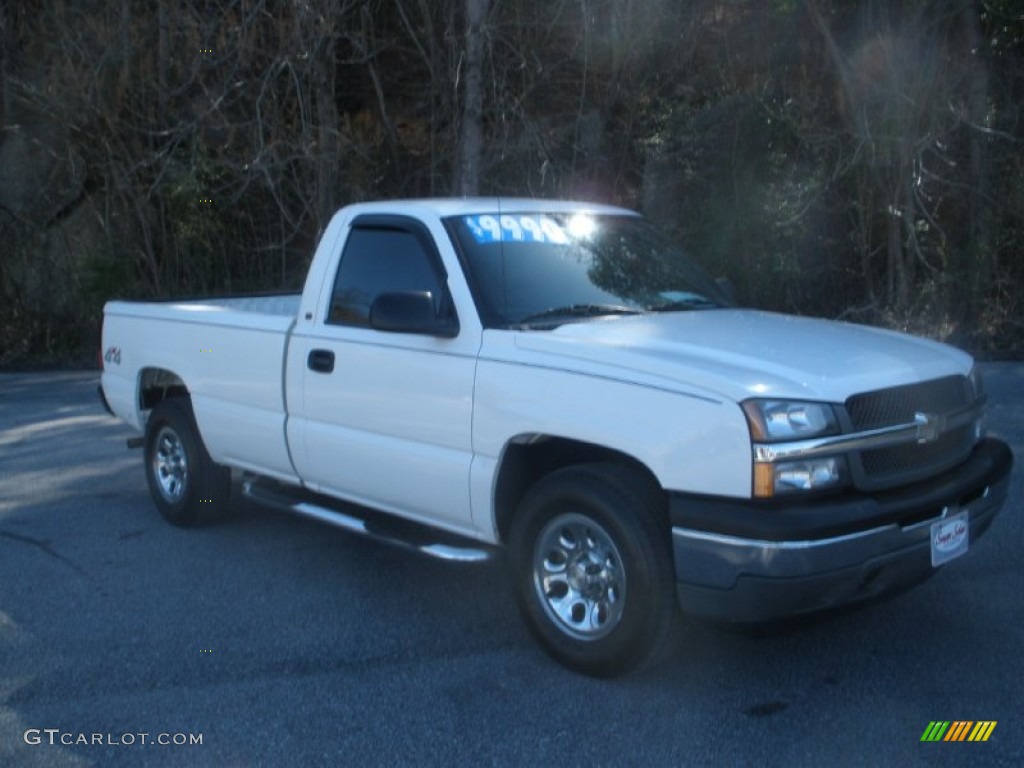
[342,198,639,218]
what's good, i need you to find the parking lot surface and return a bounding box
[1,367,1021,767]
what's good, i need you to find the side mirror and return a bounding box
[369,291,459,338]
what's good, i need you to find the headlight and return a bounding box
[742,400,839,442]
[754,457,848,497]
[744,399,844,497]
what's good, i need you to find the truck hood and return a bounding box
[511,310,972,403]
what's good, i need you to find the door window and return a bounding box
[328,226,448,327]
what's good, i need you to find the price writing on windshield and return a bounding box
[463,215,570,244]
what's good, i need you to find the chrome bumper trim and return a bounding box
[752,402,981,463]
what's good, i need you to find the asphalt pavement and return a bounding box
[0,366,1021,767]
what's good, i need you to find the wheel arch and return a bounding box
[492,434,664,545]
[138,367,190,419]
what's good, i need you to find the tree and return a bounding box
[454,0,490,195]
[0,0,1021,365]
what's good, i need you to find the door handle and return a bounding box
[307,349,335,373]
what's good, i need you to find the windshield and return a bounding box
[445,212,731,328]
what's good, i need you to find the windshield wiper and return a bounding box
[517,303,642,326]
[646,297,718,312]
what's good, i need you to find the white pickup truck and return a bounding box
[99,198,1012,676]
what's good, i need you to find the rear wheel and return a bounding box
[508,463,678,677]
[144,398,230,526]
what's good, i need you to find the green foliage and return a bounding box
[80,246,137,307]
[162,152,229,294]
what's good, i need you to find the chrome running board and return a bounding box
[241,479,495,564]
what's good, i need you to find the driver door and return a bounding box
[288,216,479,533]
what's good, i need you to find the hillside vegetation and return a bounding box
[1,0,1021,365]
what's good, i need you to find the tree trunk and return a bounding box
[0,1,8,130]
[886,195,901,310]
[315,22,339,230]
[455,0,488,196]
[961,0,990,332]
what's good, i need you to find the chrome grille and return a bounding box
[844,376,975,490]
[846,376,970,431]
[860,425,974,475]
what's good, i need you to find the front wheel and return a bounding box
[144,398,230,526]
[508,463,678,677]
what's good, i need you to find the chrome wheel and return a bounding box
[144,398,231,526]
[533,512,627,641]
[152,425,189,503]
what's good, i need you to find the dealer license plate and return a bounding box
[931,509,969,567]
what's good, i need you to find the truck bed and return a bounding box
[101,294,301,481]
[105,293,301,323]
[175,294,302,316]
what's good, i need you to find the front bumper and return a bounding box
[670,438,1013,622]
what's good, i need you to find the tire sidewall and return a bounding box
[144,399,209,526]
[509,465,675,676]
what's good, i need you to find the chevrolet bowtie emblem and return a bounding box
[914,412,945,444]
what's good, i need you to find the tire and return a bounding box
[507,463,678,677]
[144,398,231,526]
